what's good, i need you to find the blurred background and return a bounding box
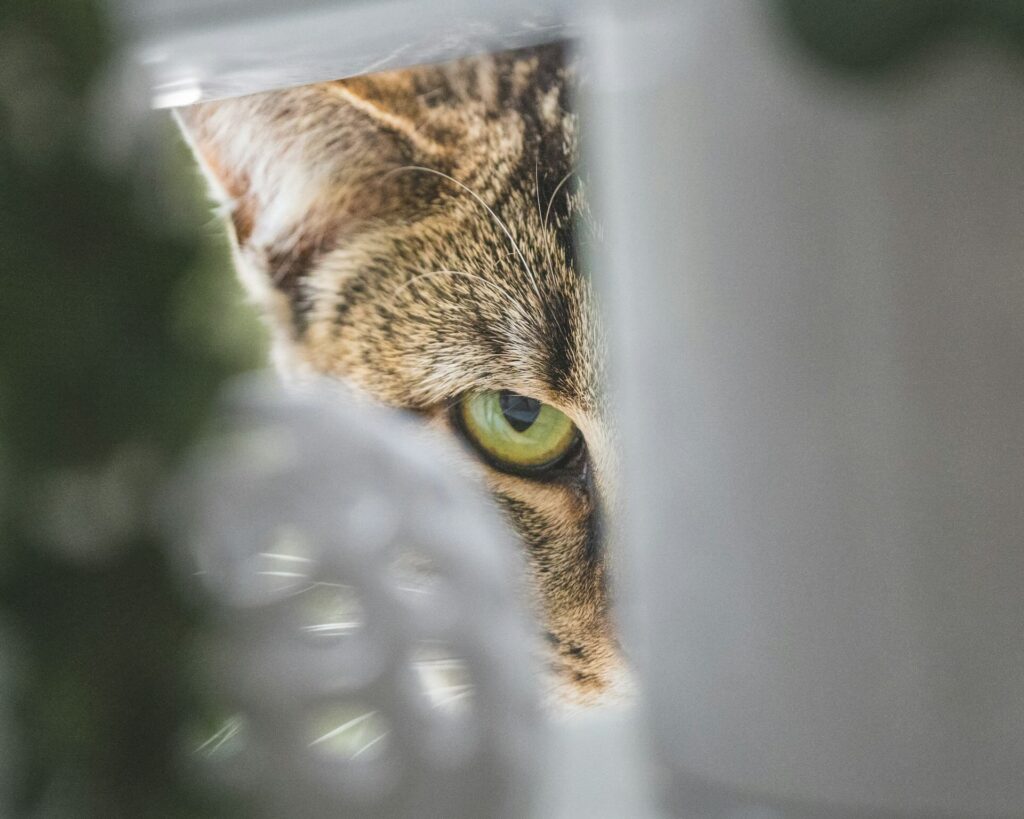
[0,2,263,815]
[2,1,1023,817]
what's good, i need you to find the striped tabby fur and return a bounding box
[176,43,623,705]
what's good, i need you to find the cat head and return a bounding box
[175,44,623,704]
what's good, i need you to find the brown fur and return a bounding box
[176,43,623,704]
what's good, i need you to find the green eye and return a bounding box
[457,390,580,473]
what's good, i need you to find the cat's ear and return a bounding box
[175,85,438,248]
[174,84,446,314]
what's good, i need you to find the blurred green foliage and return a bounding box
[777,0,1024,73]
[0,0,263,815]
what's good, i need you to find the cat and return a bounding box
[175,42,622,705]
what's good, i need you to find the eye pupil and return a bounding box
[499,390,541,433]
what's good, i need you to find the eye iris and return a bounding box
[458,390,580,473]
[498,390,541,432]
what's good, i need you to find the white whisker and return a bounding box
[258,552,312,563]
[383,165,544,304]
[534,154,543,223]
[301,621,361,634]
[386,269,533,332]
[416,659,467,671]
[350,730,390,759]
[432,689,473,709]
[423,683,472,695]
[309,710,379,747]
[544,169,575,228]
[387,269,519,312]
[195,717,244,755]
[282,582,318,599]
[395,584,430,595]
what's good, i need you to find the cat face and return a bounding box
[176,44,622,704]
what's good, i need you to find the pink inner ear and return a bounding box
[175,104,257,243]
[176,96,391,254]
[175,77,459,267]
[229,199,256,245]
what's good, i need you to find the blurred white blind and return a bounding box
[120,0,573,107]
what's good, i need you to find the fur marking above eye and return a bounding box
[381,164,544,303]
